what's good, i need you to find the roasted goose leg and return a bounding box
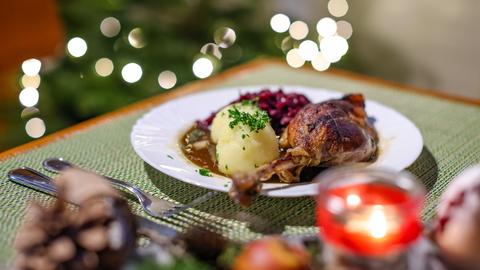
[229,93,378,205]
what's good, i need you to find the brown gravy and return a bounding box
[180,126,225,176]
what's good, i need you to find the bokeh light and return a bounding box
[100,17,121,37]
[20,75,41,88]
[128,28,146,48]
[289,21,309,40]
[121,63,143,83]
[298,40,319,61]
[21,107,40,119]
[67,37,87,57]
[25,118,46,138]
[214,27,236,48]
[157,70,177,89]
[312,52,331,71]
[286,48,305,68]
[336,20,353,39]
[95,58,114,77]
[316,17,337,37]
[19,87,39,107]
[21,59,41,76]
[270,13,291,33]
[192,57,214,78]
[320,35,348,63]
[328,0,349,17]
[281,36,294,53]
[200,43,222,59]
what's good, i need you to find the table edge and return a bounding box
[1,57,478,161]
[292,58,479,106]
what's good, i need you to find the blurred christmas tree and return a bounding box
[2,0,358,151]
[37,0,280,132]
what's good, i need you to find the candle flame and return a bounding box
[367,205,388,239]
[346,194,361,207]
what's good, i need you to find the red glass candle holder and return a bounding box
[316,168,425,257]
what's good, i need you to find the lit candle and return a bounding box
[316,168,425,257]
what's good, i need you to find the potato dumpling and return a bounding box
[210,102,279,175]
[211,105,237,144]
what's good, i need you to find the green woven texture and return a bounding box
[0,63,479,265]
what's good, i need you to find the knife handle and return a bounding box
[8,167,58,195]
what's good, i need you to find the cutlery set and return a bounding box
[7,158,218,237]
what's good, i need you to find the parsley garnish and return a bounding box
[228,105,270,132]
[198,168,212,177]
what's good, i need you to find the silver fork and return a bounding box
[42,157,217,218]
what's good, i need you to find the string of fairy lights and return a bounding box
[19,59,45,138]
[271,0,352,71]
[17,0,350,139]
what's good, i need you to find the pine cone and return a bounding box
[181,225,227,261]
[15,169,136,270]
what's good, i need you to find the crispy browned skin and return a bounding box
[284,93,377,168]
[229,93,378,205]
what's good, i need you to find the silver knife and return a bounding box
[7,167,178,239]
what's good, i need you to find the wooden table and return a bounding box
[0,58,479,266]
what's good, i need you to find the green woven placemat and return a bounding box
[0,63,479,264]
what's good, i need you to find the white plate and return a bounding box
[131,85,423,197]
